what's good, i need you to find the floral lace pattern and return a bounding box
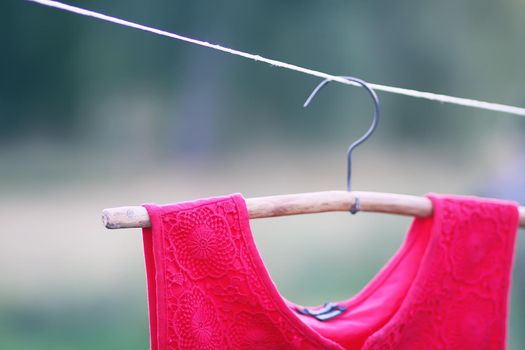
[143,196,338,350]
[363,195,518,350]
[174,287,223,349]
[142,194,518,350]
[165,207,236,280]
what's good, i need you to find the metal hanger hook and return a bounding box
[303,76,381,192]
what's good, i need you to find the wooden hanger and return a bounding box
[101,77,525,230]
[101,191,525,229]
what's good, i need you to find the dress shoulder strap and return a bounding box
[364,194,519,350]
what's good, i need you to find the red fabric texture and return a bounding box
[142,193,518,349]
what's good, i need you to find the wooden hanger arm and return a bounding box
[245,191,432,218]
[102,206,151,229]
[101,191,525,229]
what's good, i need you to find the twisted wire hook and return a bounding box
[303,76,381,192]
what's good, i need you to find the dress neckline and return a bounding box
[231,194,437,349]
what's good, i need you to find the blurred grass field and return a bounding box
[0,144,523,349]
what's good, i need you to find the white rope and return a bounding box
[28,0,525,117]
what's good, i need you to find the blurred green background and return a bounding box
[1,0,524,349]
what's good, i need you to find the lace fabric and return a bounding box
[142,193,518,349]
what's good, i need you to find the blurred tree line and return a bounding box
[1,0,524,153]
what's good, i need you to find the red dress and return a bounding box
[142,193,518,349]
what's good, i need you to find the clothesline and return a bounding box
[29,0,525,117]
